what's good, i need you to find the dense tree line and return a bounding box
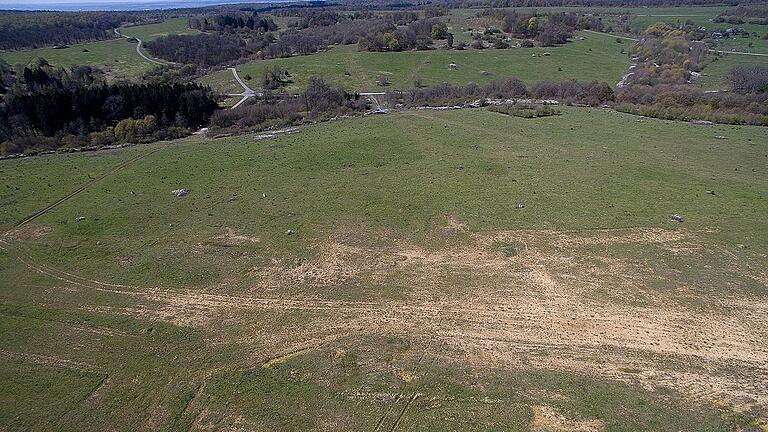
[332,0,739,10]
[715,5,768,25]
[0,60,218,155]
[615,84,768,126]
[147,16,401,67]
[0,60,13,95]
[188,12,277,33]
[727,64,768,95]
[489,10,603,46]
[0,10,179,51]
[145,33,260,67]
[0,12,125,50]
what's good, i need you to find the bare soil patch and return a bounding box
[5,224,52,241]
[530,405,604,432]
[7,226,768,418]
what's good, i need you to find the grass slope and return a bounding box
[203,31,630,94]
[0,108,766,430]
[1,108,766,285]
[0,39,152,81]
[119,17,198,42]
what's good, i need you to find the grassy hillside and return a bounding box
[0,18,197,81]
[698,53,768,90]
[202,31,631,94]
[0,108,766,430]
[0,38,152,81]
[119,17,198,41]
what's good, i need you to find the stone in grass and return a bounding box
[76,216,86,222]
[671,214,684,223]
[286,229,294,235]
[171,189,190,197]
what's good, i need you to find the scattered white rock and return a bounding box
[171,189,190,197]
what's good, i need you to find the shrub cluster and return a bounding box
[616,84,768,126]
[391,78,614,107]
[488,103,561,117]
[209,76,368,133]
[629,23,708,86]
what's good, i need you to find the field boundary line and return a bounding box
[12,148,159,228]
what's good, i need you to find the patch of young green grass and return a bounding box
[202,31,630,94]
[119,17,198,42]
[1,108,765,291]
[0,39,152,81]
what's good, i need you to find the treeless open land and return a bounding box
[1,108,766,430]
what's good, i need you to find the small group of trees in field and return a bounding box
[469,10,603,48]
[357,18,443,52]
[209,76,368,133]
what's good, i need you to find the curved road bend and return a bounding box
[113,28,166,66]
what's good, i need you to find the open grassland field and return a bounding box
[203,31,630,95]
[119,17,199,41]
[0,38,153,81]
[698,53,768,90]
[1,107,767,431]
[0,19,197,81]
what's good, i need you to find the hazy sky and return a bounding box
[0,0,256,9]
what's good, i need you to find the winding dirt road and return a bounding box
[113,28,166,66]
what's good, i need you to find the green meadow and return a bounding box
[203,31,630,94]
[1,107,766,430]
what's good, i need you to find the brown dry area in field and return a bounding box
[530,405,604,432]
[6,224,52,241]
[2,223,767,419]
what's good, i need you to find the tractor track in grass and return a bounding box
[2,226,768,414]
[11,148,159,229]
